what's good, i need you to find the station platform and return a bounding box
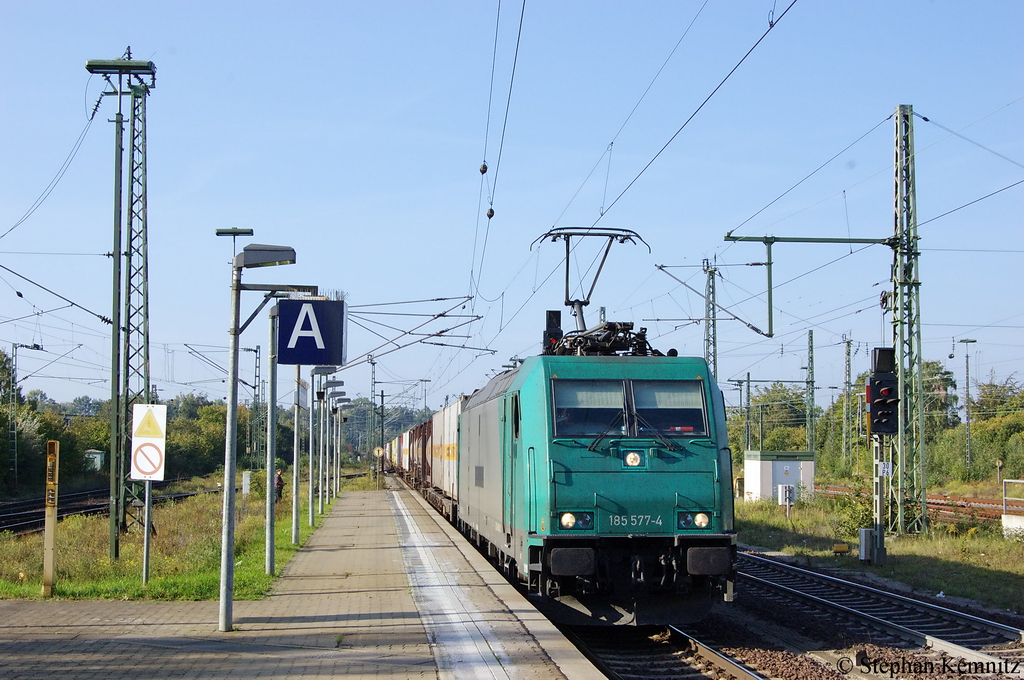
[0,483,602,679]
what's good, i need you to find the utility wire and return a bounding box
[489,0,526,208]
[0,118,95,242]
[728,116,891,237]
[917,111,1024,171]
[0,251,108,257]
[918,177,1024,228]
[470,0,505,309]
[0,263,111,324]
[0,305,74,326]
[553,0,710,226]
[594,0,800,225]
[472,0,527,307]
[481,0,502,167]
[17,345,82,384]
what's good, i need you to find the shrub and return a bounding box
[829,494,873,538]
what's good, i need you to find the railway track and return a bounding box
[0,473,369,534]
[737,552,1024,673]
[562,625,770,680]
[815,484,1024,522]
[0,485,221,534]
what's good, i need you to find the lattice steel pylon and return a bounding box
[119,80,154,531]
[703,259,718,378]
[889,104,927,534]
[721,104,928,535]
[86,50,156,550]
[805,330,815,455]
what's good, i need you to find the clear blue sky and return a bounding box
[2,1,1022,415]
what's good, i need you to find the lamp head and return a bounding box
[216,228,254,237]
[234,244,296,269]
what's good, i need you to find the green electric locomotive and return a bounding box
[456,322,736,626]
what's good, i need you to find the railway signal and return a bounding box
[868,372,899,435]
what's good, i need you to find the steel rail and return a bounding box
[669,626,768,680]
[739,569,1017,669]
[740,553,1024,642]
[0,488,223,535]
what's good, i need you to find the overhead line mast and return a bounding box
[86,50,156,554]
[724,104,927,534]
[703,259,718,378]
[891,104,927,534]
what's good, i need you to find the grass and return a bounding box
[736,496,1024,615]
[0,470,366,600]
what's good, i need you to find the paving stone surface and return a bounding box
[0,488,588,679]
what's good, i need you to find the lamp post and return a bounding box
[215,227,254,257]
[292,363,302,545]
[220,243,296,633]
[419,378,431,411]
[326,388,346,496]
[317,387,326,513]
[958,338,977,474]
[324,380,344,498]
[337,400,353,493]
[265,304,280,576]
[309,366,337,523]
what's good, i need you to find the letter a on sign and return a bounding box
[287,303,326,349]
[277,299,347,366]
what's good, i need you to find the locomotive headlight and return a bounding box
[624,451,642,467]
[559,511,594,530]
[678,512,711,529]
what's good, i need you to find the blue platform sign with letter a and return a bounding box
[277,299,347,366]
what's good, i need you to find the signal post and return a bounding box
[867,348,900,565]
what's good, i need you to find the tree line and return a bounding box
[727,360,1024,485]
[0,350,432,499]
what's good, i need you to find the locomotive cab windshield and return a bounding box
[552,378,709,440]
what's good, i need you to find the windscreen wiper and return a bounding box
[587,411,625,452]
[630,410,677,451]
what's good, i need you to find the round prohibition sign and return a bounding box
[133,441,164,477]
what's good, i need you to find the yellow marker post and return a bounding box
[41,440,59,597]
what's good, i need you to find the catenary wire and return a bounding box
[593,0,800,226]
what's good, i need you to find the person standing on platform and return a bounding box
[274,469,285,502]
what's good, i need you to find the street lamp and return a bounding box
[321,381,343,500]
[323,382,346,498]
[333,398,353,492]
[958,338,977,474]
[220,243,296,633]
[419,378,432,411]
[309,366,337,524]
[216,227,254,257]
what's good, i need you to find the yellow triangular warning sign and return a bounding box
[134,408,164,438]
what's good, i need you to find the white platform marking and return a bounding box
[389,491,513,680]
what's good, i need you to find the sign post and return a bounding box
[41,440,59,596]
[131,404,167,584]
[277,300,346,535]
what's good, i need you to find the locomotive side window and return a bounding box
[552,380,625,437]
[511,393,521,440]
[631,380,708,438]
